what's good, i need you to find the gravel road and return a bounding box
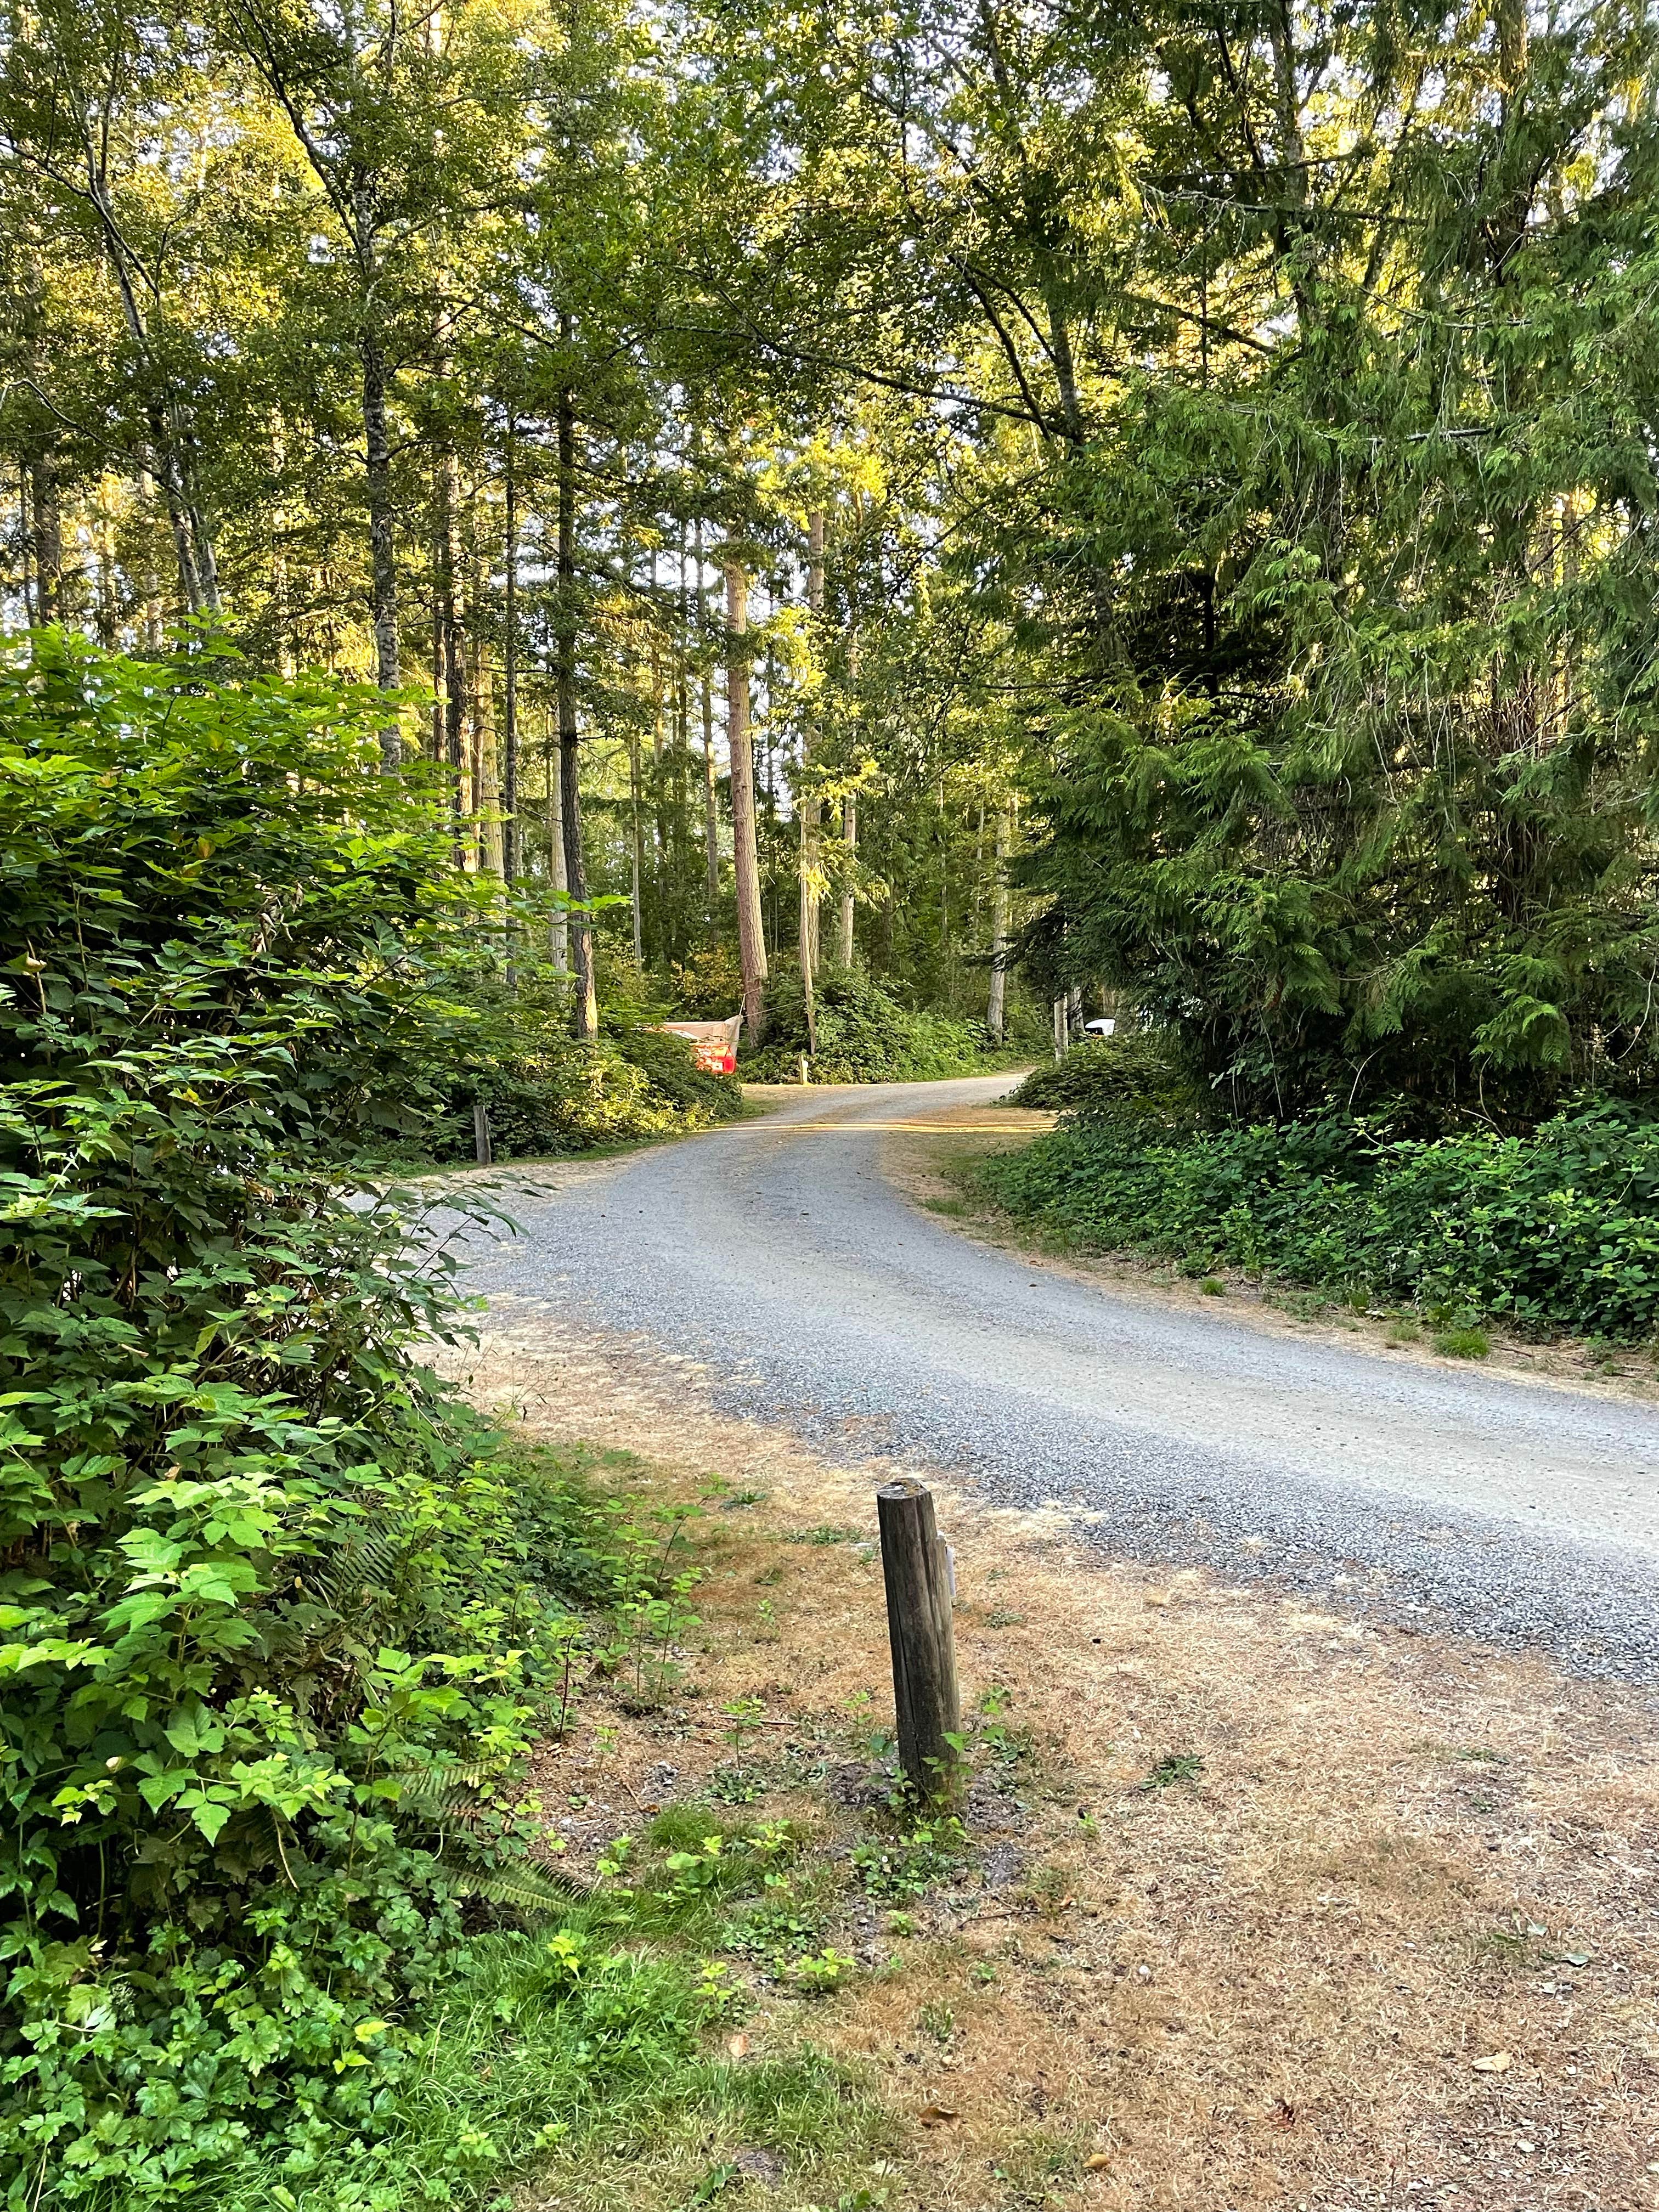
[458,1074,1659,1680]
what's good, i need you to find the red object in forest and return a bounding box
[654,1013,743,1074]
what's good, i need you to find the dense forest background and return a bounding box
[9,0,1659,1124]
[9,4,1659,2203]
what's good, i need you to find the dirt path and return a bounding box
[450,1076,1659,1678]
[439,1328,1659,2212]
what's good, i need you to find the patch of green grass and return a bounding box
[387,2024,896,2212]
[219,1922,741,2211]
[1434,1325,1491,1359]
[785,1523,864,1547]
[1199,1276,1227,1296]
[924,1195,970,1218]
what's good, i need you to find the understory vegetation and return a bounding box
[992,1039,1659,1343]
[0,641,862,2208]
[10,0,1659,2187]
[740,964,1035,1085]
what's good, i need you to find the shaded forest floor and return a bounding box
[438,1326,1659,2212]
[882,1101,1659,1407]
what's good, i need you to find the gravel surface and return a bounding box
[455,1075,1659,1680]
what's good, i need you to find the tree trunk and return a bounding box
[726,558,767,1043]
[18,468,35,625]
[360,318,401,769]
[428,491,445,763]
[702,670,720,902]
[28,453,64,623]
[838,792,857,965]
[629,719,645,966]
[139,468,164,647]
[987,809,1011,1042]
[503,417,519,884]
[546,721,569,966]
[800,506,826,1056]
[558,376,597,1040]
[695,518,720,904]
[82,174,217,618]
[439,437,466,855]
[477,637,504,878]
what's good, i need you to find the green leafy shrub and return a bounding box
[406,964,744,1165]
[743,965,991,1083]
[981,1097,1659,1340]
[1005,1030,1200,1115]
[0,639,701,2206]
[669,944,746,1020]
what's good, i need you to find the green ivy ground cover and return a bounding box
[981,1099,1659,1341]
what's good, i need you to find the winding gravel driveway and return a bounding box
[459,1074,1659,1680]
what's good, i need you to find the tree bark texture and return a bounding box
[359,318,402,769]
[726,559,768,1042]
[503,419,519,883]
[987,809,1011,1042]
[558,381,598,1040]
[800,507,825,1055]
[876,1477,961,1798]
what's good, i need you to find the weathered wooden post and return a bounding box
[876,1477,961,1798]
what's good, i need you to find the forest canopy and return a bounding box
[4,0,1658,1113]
[7,3,1659,2200]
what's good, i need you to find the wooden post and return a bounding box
[876,1478,961,1798]
[472,1097,493,1166]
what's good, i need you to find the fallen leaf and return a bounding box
[1268,2098,1296,2129]
[1084,2152,1111,2171]
[918,2103,959,2126]
[725,2033,750,2061]
[1560,1949,1592,1967]
[1471,2052,1511,2074]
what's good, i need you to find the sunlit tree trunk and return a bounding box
[629,718,645,965]
[987,809,1011,1042]
[837,793,857,966]
[799,507,826,1054]
[558,372,597,1040]
[503,417,519,885]
[726,558,767,1041]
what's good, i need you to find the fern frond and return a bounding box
[448,1864,578,1918]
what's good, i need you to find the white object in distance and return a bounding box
[1082,1017,1117,1037]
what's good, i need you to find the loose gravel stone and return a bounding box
[453,1077,1659,1683]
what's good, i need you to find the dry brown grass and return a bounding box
[447,1321,1659,2212]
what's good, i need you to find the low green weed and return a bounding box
[850,1818,964,1900]
[1139,1752,1205,1791]
[982,1097,1659,1342]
